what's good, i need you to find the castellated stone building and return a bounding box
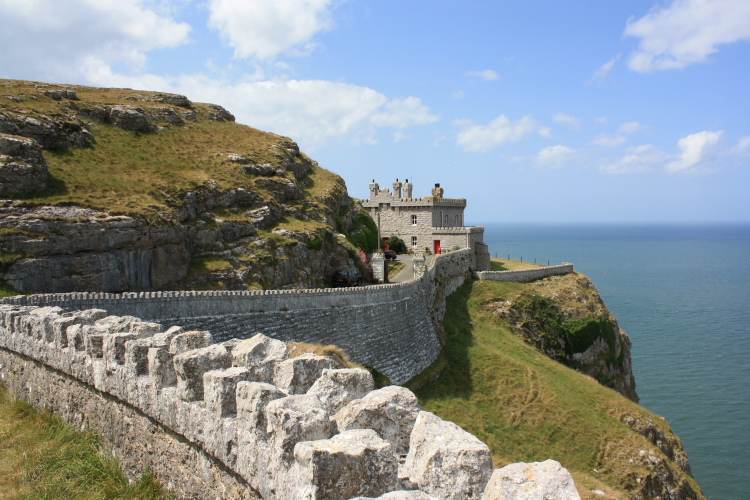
[363,179,490,270]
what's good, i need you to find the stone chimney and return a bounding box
[431,183,444,198]
[369,179,379,199]
[393,179,403,199]
[403,178,413,198]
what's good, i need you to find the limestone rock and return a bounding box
[204,104,235,122]
[294,429,399,500]
[274,354,335,395]
[307,367,374,416]
[173,344,231,401]
[0,133,49,195]
[335,385,421,456]
[403,411,494,500]
[265,393,333,461]
[236,381,288,431]
[482,460,581,500]
[232,333,289,383]
[170,330,213,354]
[352,491,437,500]
[204,366,252,417]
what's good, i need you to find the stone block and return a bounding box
[148,345,176,389]
[403,411,493,500]
[125,338,166,379]
[173,344,232,401]
[351,491,437,500]
[236,381,287,431]
[274,354,335,395]
[307,367,374,416]
[103,332,138,366]
[335,385,421,456]
[170,330,213,355]
[67,324,85,351]
[482,460,581,500]
[265,394,332,461]
[231,333,288,383]
[294,429,399,500]
[204,367,252,417]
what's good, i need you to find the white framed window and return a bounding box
[411,214,417,225]
[412,236,418,247]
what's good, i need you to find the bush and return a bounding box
[347,211,379,254]
[385,236,407,254]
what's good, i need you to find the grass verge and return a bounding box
[0,383,171,500]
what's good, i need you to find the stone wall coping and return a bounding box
[475,263,574,282]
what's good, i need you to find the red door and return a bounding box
[433,240,441,255]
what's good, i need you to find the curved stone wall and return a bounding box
[0,249,478,384]
[0,304,580,500]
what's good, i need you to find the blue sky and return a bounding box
[2,0,749,223]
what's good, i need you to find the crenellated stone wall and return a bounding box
[0,304,581,500]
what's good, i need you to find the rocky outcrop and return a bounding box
[0,133,49,195]
[482,460,580,500]
[490,273,638,402]
[0,82,361,293]
[0,307,584,500]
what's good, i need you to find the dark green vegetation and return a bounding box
[385,235,407,254]
[414,277,703,500]
[0,384,170,500]
[346,212,379,254]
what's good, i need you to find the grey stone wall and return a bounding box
[475,263,574,282]
[0,301,580,500]
[1,249,479,385]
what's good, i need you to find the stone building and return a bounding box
[362,179,490,270]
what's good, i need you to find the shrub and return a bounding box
[385,235,407,254]
[347,211,379,254]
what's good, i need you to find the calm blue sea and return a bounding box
[481,223,750,500]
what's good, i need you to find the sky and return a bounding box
[1,0,749,223]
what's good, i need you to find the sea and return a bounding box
[480,223,750,500]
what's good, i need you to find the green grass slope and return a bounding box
[0,384,170,500]
[415,278,704,500]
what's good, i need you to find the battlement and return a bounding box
[0,293,580,500]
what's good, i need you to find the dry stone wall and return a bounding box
[0,303,580,500]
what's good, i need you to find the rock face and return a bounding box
[492,273,638,402]
[0,81,363,293]
[0,133,49,195]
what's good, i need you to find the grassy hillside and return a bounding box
[0,384,170,500]
[0,79,341,220]
[414,277,703,500]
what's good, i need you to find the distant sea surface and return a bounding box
[481,223,750,500]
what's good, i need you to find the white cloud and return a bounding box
[667,130,724,173]
[207,0,336,60]
[371,97,439,129]
[587,55,620,84]
[537,145,577,169]
[454,115,541,152]
[553,113,581,130]
[619,121,645,134]
[625,0,750,72]
[734,136,750,153]
[600,144,668,174]
[85,65,437,148]
[467,70,500,81]
[591,134,628,147]
[0,0,191,81]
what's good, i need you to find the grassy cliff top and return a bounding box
[413,274,703,500]
[0,79,343,220]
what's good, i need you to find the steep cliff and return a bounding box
[416,277,703,500]
[490,272,638,402]
[0,79,363,293]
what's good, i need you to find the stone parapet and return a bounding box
[475,263,574,282]
[0,305,580,500]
